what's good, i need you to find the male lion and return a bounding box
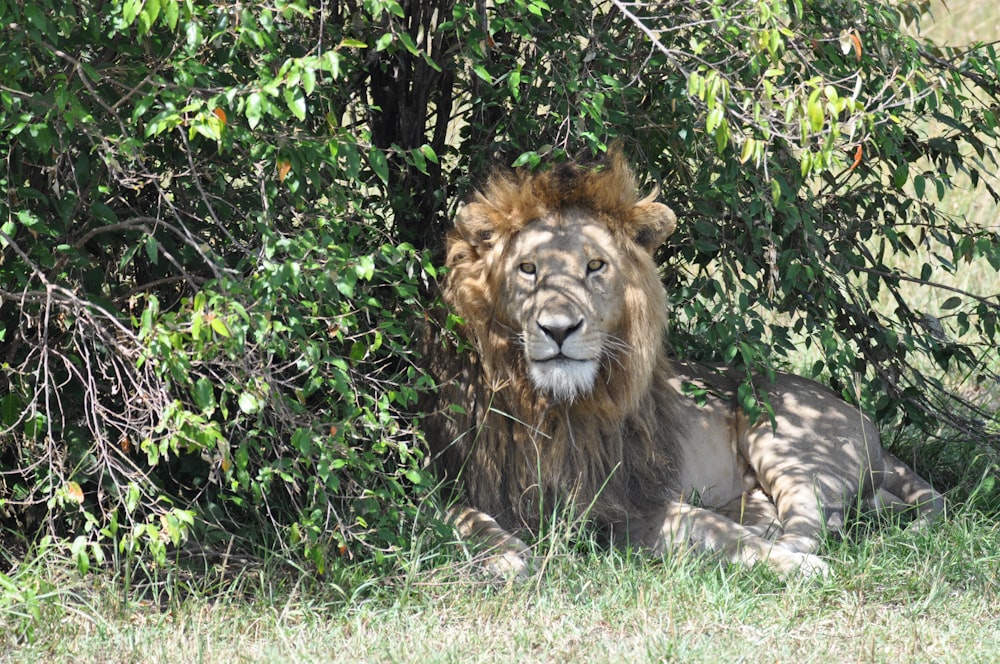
[422,150,944,578]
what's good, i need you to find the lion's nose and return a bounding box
[537,314,583,347]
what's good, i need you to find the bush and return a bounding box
[0,0,997,575]
[0,0,436,573]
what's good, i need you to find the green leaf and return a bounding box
[193,377,216,413]
[687,70,701,98]
[141,0,161,35]
[808,98,824,132]
[369,147,389,184]
[410,148,427,174]
[210,316,231,338]
[284,86,307,121]
[144,234,159,265]
[0,393,22,428]
[0,220,14,247]
[706,107,723,134]
[472,64,493,84]
[238,392,261,414]
[71,536,90,574]
[23,4,52,35]
[122,0,142,26]
[714,122,729,153]
[509,67,521,99]
[302,67,316,96]
[350,341,367,361]
[245,92,263,129]
[420,144,438,164]
[941,296,962,310]
[163,0,179,30]
[375,33,393,51]
[892,163,908,188]
[398,32,419,56]
[512,151,540,168]
[770,179,781,204]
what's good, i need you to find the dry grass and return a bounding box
[921,0,1000,236]
[871,1,1000,347]
[925,0,1000,45]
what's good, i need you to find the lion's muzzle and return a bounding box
[536,311,584,349]
[524,300,602,402]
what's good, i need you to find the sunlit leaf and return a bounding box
[122,0,141,25]
[210,316,230,337]
[849,144,863,172]
[66,481,84,504]
[284,86,306,121]
[238,392,261,414]
[277,158,292,181]
[246,92,263,128]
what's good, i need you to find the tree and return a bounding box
[1,0,997,575]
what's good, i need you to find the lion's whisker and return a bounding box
[600,334,632,372]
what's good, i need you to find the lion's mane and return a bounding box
[424,154,685,535]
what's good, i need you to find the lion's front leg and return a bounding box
[446,506,533,580]
[632,501,829,579]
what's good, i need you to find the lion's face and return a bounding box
[500,209,628,402]
[444,153,677,409]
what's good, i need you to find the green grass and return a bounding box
[3,505,999,663]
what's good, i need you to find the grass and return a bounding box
[2,505,999,663]
[925,0,1000,46]
[920,0,1000,242]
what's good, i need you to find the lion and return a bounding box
[422,150,944,579]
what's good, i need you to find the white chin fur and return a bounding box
[528,359,599,402]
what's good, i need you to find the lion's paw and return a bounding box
[770,549,830,580]
[479,548,534,583]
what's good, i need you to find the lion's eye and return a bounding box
[586,259,606,274]
[519,262,536,276]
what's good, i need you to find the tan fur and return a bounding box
[423,151,944,579]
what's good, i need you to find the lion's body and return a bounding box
[423,152,943,577]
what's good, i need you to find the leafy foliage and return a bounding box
[609,0,1000,455]
[0,0,435,572]
[0,0,998,579]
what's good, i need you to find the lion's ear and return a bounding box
[454,203,496,251]
[631,201,676,253]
